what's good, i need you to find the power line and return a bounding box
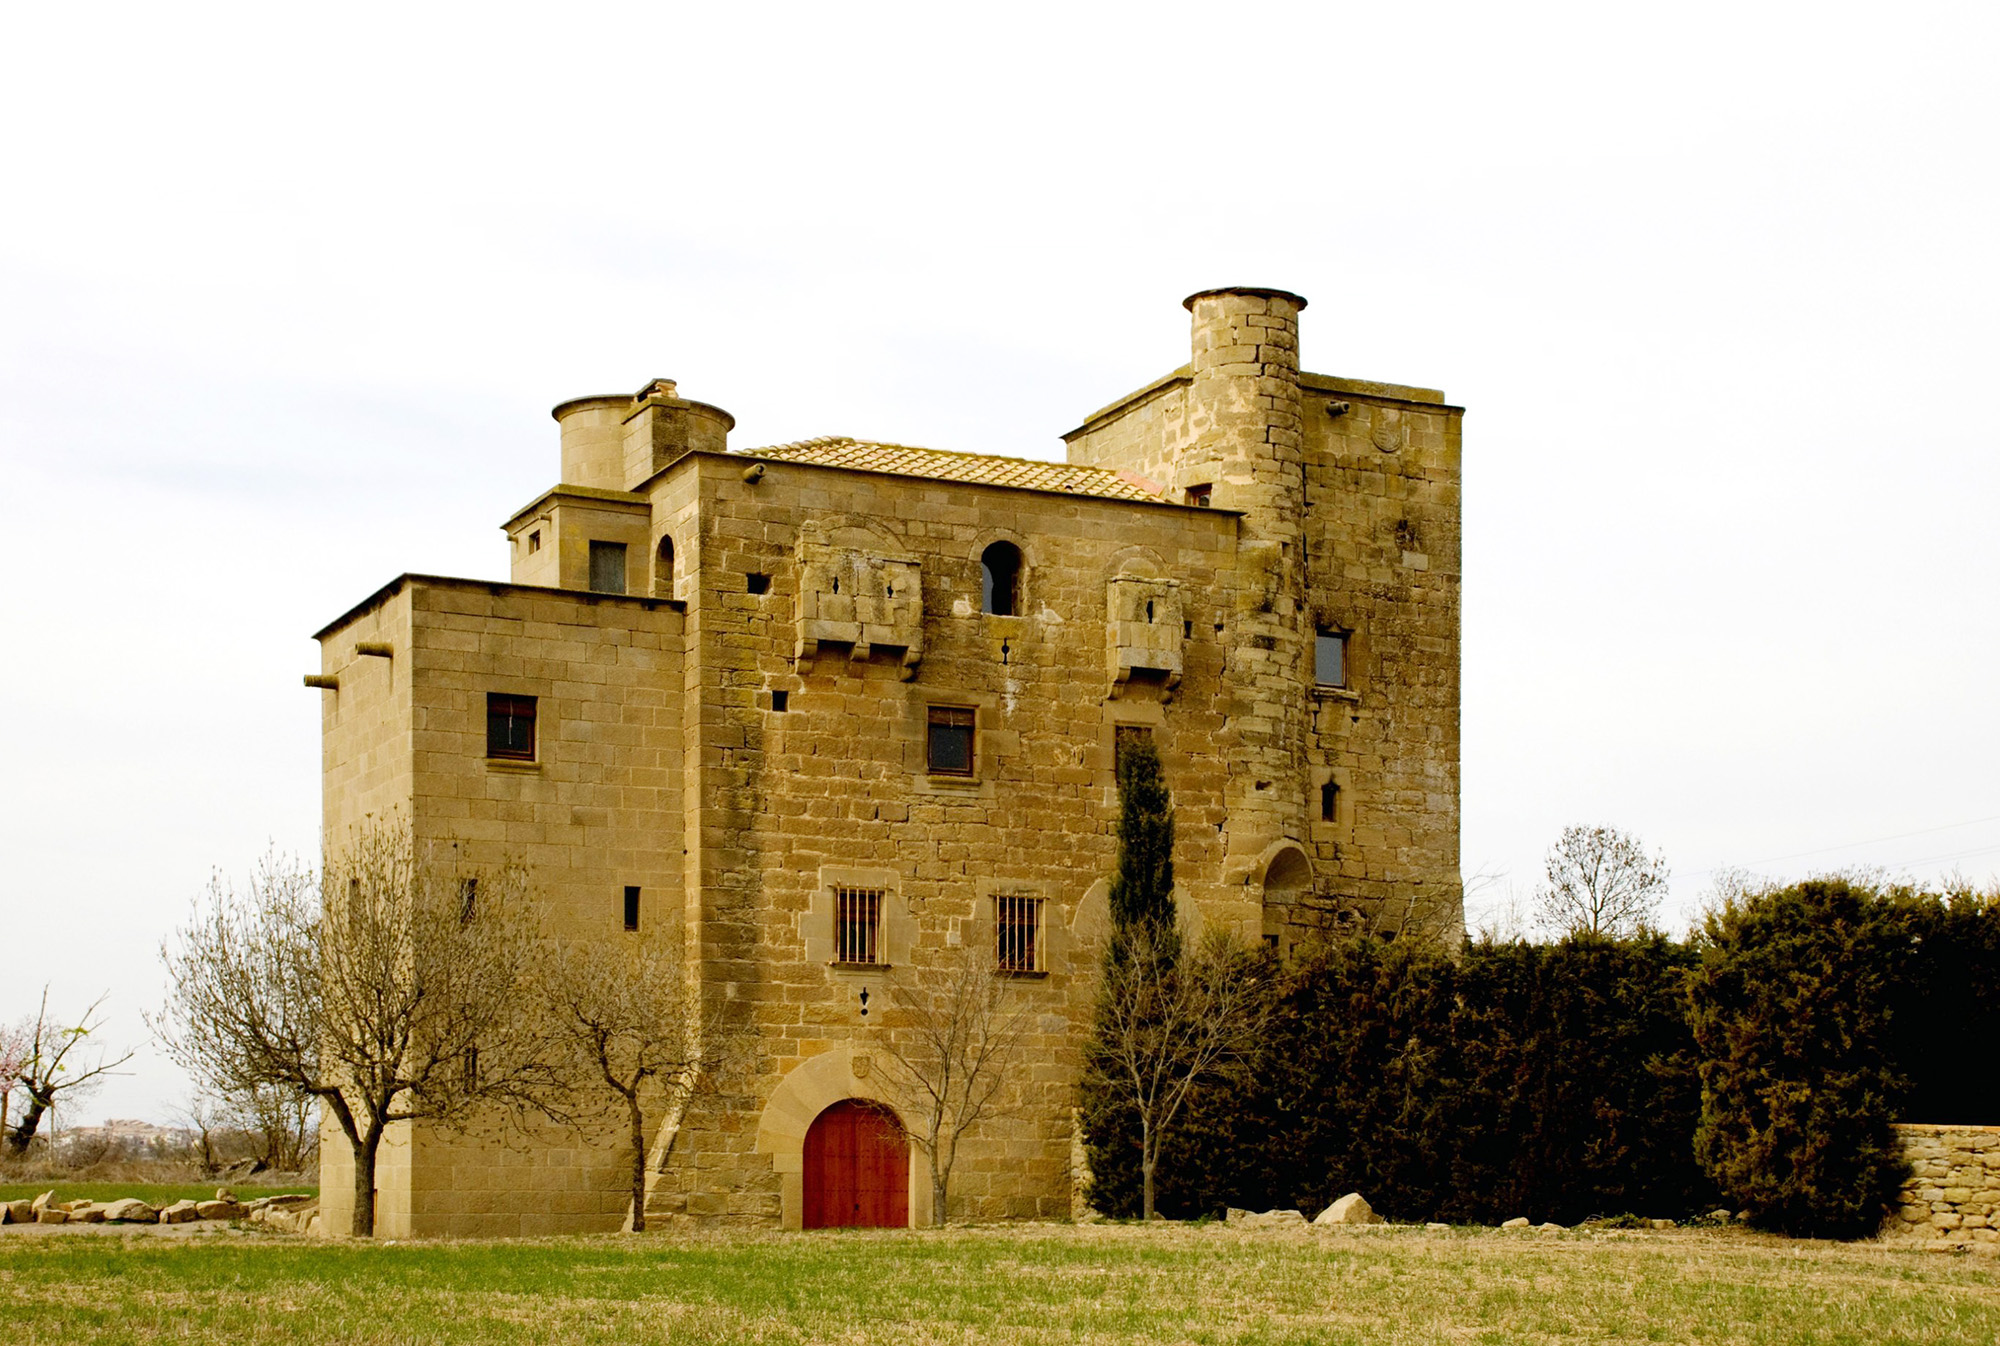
[1684,811,2000,880]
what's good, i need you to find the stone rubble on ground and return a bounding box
[1225,1207,1307,1230]
[0,1188,315,1232]
[1500,1216,1530,1228]
[1314,1193,1385,1226]
[1536,1222,1563,1232]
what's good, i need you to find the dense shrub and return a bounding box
[1688,879,1911,1238]
[1083,933,1713,1223]
[1881,888,2000,1125]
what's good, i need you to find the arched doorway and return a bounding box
[1260,845,1313,958]
[802,1099,909,1229]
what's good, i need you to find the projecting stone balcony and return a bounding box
[1107,575,1183,697]
[795,550,924,678]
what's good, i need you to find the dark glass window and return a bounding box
[1185,484,1212,507]
[1315,630,1347,687]
[487,693,537,760]
[589,541,628,594]
[980,542,1021,616]
[926,706,975,776]
[623,886,640,932]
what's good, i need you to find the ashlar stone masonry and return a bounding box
[311,287,1464,1236]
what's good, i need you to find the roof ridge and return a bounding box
[740,435,1136,479]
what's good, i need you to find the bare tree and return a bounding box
[3,988,134,1156]
[876,939,1036,1226]
[1534,824,1669,938]
[1083,923,1271,1220]
[0,1016,29,1145]
[534,939,712,1232]
[158,829,556,1236]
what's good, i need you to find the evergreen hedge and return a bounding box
[1081,934,1713,1223]
[1081,882,2000,1233]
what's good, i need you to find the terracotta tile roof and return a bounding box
[737,436,1165,503]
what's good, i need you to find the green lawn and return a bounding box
[0,1223,1995,1344]
[0,1182,315,1206]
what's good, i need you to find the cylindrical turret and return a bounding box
[1180,288,1315,897]
[551,395,632,490]
[1181,287,1307,543]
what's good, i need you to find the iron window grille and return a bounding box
[834,887,884,965]
[994,894,1043,974]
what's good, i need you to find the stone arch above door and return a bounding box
[755,1045,930,1229]
[1256,842,1314,957]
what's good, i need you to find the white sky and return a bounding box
[3,1,1995,1125]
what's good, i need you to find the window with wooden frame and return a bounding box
[926,706,975,776]
[833,887,884,965]
[1314,629,1348,688]
[486,693,537,761]
[994,894,1043,974]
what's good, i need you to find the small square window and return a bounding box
[834,887,883,965]
[1315,630,1347,688]
[746,572,772,595]
[589,541,628,594]
[926,706,975,776]
[487,693,537,760]
[771,690,789,713]
[995,894,1043,973]
[1185,483,1212,507]
[623,885,640,932]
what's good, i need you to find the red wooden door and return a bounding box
[802,1100,909,1229]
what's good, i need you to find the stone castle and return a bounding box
[311,286,1463,1236]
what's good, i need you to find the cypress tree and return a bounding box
[1107,735,1175,937]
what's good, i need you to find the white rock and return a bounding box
[1501,1216,1531,1228]
[1536,1222,1563,1233]
[159,1199,202,1224]
[101,1199,158,1223]
[1314,1193,1384,1226]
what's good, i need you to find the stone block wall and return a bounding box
[1887,1123,2000,1243]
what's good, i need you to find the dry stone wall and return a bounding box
[1887,1123,2000,1244]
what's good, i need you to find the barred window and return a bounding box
[834,887,884,965]
[995,894,1043,974]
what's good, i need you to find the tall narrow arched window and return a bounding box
[980,542,1021,616]
[655,535,676,597]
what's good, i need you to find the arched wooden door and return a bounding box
[802,1099,909,1229]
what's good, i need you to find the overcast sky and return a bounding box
[3,1,1996,1125]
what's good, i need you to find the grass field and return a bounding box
[0,1182,317,1206]
[0,1223,1994,1344]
